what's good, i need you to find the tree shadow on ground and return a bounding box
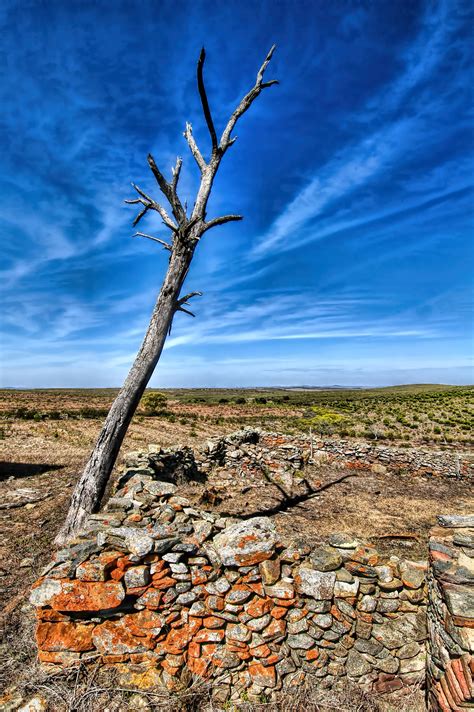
[0,462,65,482]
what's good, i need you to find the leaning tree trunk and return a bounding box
[56,45,278,545]
[57,242,195,542]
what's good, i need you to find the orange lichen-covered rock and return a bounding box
[92,618,154,654]
[122,610,164,637]
[246,596,273,618]
[36,622,95,652]
[76,551,122,582]
[30,578,125,612]
[212,517,277,566]
[249,661,276,688]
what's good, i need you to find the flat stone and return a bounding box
[30,578,125,611]
[30,578,62,607]
[444,584,474,620]
[329,533,359,549]
[288,617,309,634]
[287,633,315,650]
[372,613,426,650]
[313,614,333,630]
[264,579,295,600]
[399,561,425,589]
[36,622,95,652]
[310,546,342,572]
[92,618,148,654]
[453,532,474,548]
[345,649,373,677]
[124,566,150,590]
[143,481,177,496]
[294,566,336,600]
[377,598,399,613]
[438,515,474,528]
[227,623,252,642]
[375,654,399,674]
[399,651,426,673]
[246,614,271,632]
[354,638,383,656]
[212,517,277,566]
[334,579,359,598]
[397,641,422,659]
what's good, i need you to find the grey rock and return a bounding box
[329,533,359,549]
[372,613,427,649]
[310,546,342,572]
[438,514,474,528]
[124,566,150,589]
[354,639,383,656]
[212,517,277,567]
[294,566,336,600]
[287,633,315,650]
[346,649,373,677]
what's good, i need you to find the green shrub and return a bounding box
[141,392,167,414]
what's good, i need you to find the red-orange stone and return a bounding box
[249,661,276,688]
[47,580,125,612]
[36,622,95,652]
[246,597,273,618]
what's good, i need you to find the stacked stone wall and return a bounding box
[30,443,429,702]
[29,433,473,707]
[427,515,474,710]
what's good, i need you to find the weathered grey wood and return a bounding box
[56,46,278,545]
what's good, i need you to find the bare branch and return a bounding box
[197,47,218,152]
[132,205,149,227]
[134,232,172,251]
[147,153,186,225]
[125,183,178,232]
[171,157,182,194]
[183,122,207,172]
[220,45,278,151]
[178,291,203,305]
[175,290,203,318]
[202,214,243,233]
[256,44,276,85]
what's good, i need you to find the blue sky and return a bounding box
[0,0,473,388]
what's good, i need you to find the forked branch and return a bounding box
[176,291,203,316]
[220,44,278,152]
[125,183,177,231]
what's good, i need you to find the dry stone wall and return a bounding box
[246,431,472,480]
[427,515,474,710]
[30,442,429,702]
[29,433,473,707]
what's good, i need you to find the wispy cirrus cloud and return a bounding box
[251,0,471,260]
[0,0,472,388]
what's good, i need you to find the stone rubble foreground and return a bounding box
[28,430,473,707]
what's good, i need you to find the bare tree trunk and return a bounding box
[57,243,195,542]
[56,46,278,545]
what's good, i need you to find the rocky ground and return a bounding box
[0,391,472,711]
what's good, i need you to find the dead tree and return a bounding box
[56,46,278,544]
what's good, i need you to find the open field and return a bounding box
[0,384,472,710]
[1,383,473,446]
